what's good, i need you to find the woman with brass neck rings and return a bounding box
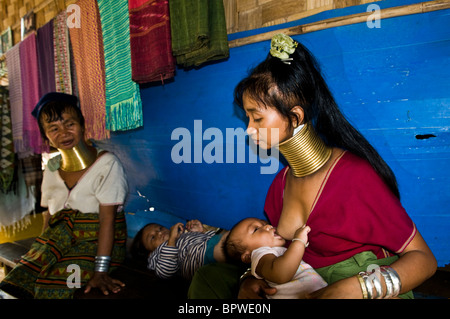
[0,93,128,299]
[235,34,436,299]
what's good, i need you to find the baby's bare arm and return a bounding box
[256,226,310,284]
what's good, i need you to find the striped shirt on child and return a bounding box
[147,230,218,280]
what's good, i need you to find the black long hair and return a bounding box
[234,40,400,199]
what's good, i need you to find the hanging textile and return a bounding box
[53,11,73,95]
[0,87,17,193]
[69,0,108,140]
[97,0,143,132]
[129,0,175,83]
[20,154,43,200]
[5,43,26,156]
[36,19,55,96]
[169,0,229,68]
[19,33,49,155]
[0,161,36,235]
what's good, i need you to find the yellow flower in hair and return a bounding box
[270,33,298,61]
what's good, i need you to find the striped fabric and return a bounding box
[5,44,25,155]
[148,230,217,280]
[97,0,143,132]
[0,210,127,299]
[69,0,108,140]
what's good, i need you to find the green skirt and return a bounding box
[315,251,413,299]
[0,209,127,299]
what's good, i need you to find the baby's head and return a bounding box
[223,218,285,264]
[130,223,169,265]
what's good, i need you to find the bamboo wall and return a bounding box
[223,0,377,34]
[1,0,77,45]
[0,0,377,46]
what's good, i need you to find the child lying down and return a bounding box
[131,220,228,280]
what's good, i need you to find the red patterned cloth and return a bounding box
[129,0,175,83]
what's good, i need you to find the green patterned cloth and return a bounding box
[97,0,143,132]
[0,87,16,193]
[169,0,229,67]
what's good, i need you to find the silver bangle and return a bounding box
[380,267,394,298]
[95,255,111,273]
[382,266,401,297]
[371,272,382,299]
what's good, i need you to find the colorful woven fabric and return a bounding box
[169,0,229,67]
[0,209,127,299]
[19,33,49,155]
[0,87,16,193]
[69,0,108,140]
[129,0,175,83]
[20,153,43,200]
[97,0,143,131]
[36,19,55,96]
[5,43,25,155]
[53,11,73,95]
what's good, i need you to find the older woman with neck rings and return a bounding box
[0,92,128,299]
[234,34,436,299]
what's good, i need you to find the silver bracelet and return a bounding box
[370,271,382,299]
[380,267,394,298]
[95,255,111,273]
[382,266,401,297]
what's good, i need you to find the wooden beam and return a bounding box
[229,0,450,48]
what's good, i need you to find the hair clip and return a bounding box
[270,33,298,64]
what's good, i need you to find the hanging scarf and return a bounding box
[169,0,229,67]
[5,43,25,155]
[19,33,49,155]
[97,0,143,131]
[53,11,73,95]
[129,0,175,83]
[69,0,109,140]
[0,87,16,193]
[36,19,56,96]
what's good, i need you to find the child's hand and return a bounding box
[186,220,203,232]
[293,225,311,246]
[168,222,184,246]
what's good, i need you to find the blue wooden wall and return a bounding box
[96,1,450,266]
